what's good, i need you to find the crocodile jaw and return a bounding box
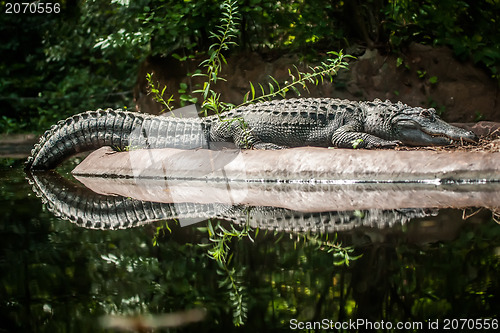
[395,118,478,146]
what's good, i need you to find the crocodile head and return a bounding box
[365,101,478,146]
[390,106,478,146]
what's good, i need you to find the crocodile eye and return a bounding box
[419,109,434,120]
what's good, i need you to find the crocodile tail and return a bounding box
[26,109,209,170]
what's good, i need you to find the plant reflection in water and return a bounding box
[26,170,452,327]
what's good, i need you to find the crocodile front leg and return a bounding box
[331,123,401,148]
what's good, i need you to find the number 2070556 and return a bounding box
[5,2,60,14]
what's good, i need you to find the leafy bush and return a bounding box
[383,0,500,77]
[1,0,145,133]
[1,0,498,133]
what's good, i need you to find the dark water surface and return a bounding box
[1,160,499,332]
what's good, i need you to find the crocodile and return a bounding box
[26,98,478,170]
[26,170,434,232]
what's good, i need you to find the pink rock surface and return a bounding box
[72,147,500,211]
[72,146,500,183]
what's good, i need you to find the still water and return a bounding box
[1,159,499,332]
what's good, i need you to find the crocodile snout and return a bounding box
[445,127,478,143]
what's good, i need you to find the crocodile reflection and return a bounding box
[26,171,436,232]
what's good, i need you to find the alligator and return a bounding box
[26,170,434,232]
[26,98,478,170]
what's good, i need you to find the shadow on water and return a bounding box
[1,160,500,332]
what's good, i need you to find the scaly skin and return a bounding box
[26,171,434,231]
[26,98,478,170]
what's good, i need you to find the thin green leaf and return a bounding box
[249,82,255,100]
[268,82,274,94]
[259,83,265,96]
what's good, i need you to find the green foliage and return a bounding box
[201,220,252,326]
[237,0,344,52]
[241,51,353,105]
[178,82,198,106]
[145,73,174,112]
[193,0,240,115]
[136,0,223,56]
[196,219,361,326]
[384,0,500,78]
[295,232,361,266]
[0,0,142,133]
[2,0,499,134]
[152,220,175,246]
[351,138,364,149]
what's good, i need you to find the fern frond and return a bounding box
[237,51,354,107]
